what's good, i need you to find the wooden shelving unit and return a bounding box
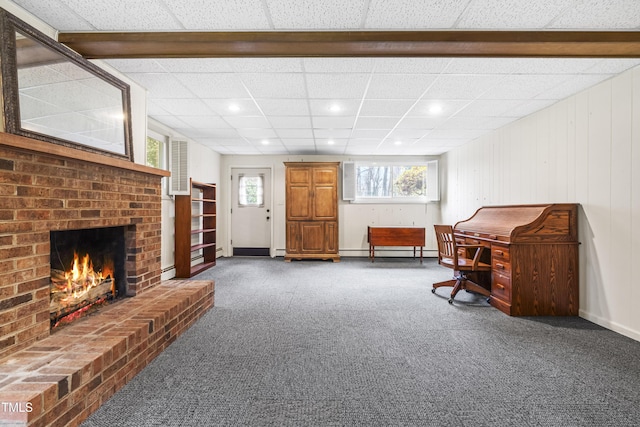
[175,179,217,278]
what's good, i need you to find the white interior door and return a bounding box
[231,168,271,256]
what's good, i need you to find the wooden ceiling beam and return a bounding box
[57,30,640,59]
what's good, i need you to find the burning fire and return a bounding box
[50,252,116,325]
[63,252,114,298]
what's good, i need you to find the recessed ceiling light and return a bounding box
[328,140,335,145]
[428,104,443,115]
[228,103,240,112]
[394,140,402,146]
[261,139,269,145]
[329,104,341,113]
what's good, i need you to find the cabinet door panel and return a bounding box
[287,185,311,219]
[300,222,325,253]
[325,222,338,253]
[286,222,300,254]
[314,185,337,220]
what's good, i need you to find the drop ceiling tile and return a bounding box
[456,0,577,29]
[126,73,192,99]
[104,59,166,73]
[365,0,469,28]
[312,116,355,128]
[426,129,487,139]
[203,99,262,116]
[386,129,428,140]
[549,0,640,29]
[155,58,235,73]
[507,99,558,117]
[281,138,316,145]
[303,58,376,73]
[60,0,182,30]
[305,74,370,99]
[584,60,640,74]
[269,116,312,129]
[237,129,278,139]
[194,129,240,138]
[314,129,353,138]
[455,100,524,117]
[437,116,515,130]
[395,117,442,130]
[229,58,304,73]
[266,0,366,29]
[165,0,271,30]
[373,58,452,74]
[424,75,506,99]
[175,73,249,99]
[177,115,230,129]
[354,117,400,130]
[12,0,94,30]
[150,98,214,116]
[350,129,389,139]
[309,100,361,116]
[276,129,315,138]
[257,99,311,116]
[240,73,307,98]
[407,99,472,117]
[347,138,381,146]
[359,99,416,116]
[478,74,570,100]
[224,116,272,128]
[366,74,438,99]
[147,115,189,130]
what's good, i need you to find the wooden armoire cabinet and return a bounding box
[284,162,340,262]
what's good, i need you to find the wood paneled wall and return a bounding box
[441,66,640,341]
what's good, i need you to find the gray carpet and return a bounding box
[82,257,640,427]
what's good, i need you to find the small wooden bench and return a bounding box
[367,226,426,263]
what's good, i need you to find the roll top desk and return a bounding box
[454,204,579,316]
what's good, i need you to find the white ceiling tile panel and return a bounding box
[373,58,452,74]
[507,100,559,117]
[303,58,376,73]
[535,74,613,100]
[312,116,355,129]
[456,0,579,29]
[407,100,472,117]
[347,138,382,146]
[126,73,193,99]
[203,99,263,116]
[280,138,316,145]
[104,59,166,73]
[350,129,392,139]
[269,116,313,129]
[276,129,315,138]
[437,116,515,130]
[305,74,370,99]
[59,0,182,30]
[241,73,307,98]
[444,58,601,75]
[386,129,428,140]
[309,100,362,116]
[314,129,352,138]
[147,115,188,130]
[237,129,278,139]
[265,0,367,29]
[478,74,570,100]
[164,0,271,30]
[195,129,240,138]
[257,99,311,116]
[426,129,488,139]
[584,59,640,74]
[424,75,506,99]
[354,117,401,130]
[150,99,215,116]
[229,58,304,73]
[366,74,438,99]
[365,0,469,29]
[359,100,417,116]
[175,73,249,98]
[549,0,640,29]
[224,116,272,128]
[455,100,525,117]
[155,59,235,73]
[176,115,230,129]
[395,117,443,130]
[12,0,94,30]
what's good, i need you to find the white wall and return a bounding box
[441,66,640,341]
[220,155,441,258]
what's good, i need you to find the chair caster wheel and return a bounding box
[448,298,453,304]
[486,297,491,303]
[431,288,436,294]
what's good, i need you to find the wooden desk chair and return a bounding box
[432,224,491,304]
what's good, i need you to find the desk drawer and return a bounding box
[492,272,511,301]
[492,258,511,275]
[492,246,510,262]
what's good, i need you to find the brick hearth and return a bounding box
[0,279,214,427]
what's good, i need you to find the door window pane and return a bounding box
[238,174,264,207]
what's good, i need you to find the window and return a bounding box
[146,128,169,193]
[352,160,438,203]
[238,174,264,207]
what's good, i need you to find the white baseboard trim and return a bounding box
[579,309,640,342]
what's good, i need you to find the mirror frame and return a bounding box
[0,8,134,161]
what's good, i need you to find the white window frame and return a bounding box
[350,160,439,204]
[146,128,169,194]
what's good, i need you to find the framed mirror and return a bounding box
[0,9,133,160]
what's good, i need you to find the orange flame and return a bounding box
[63,252,115,300]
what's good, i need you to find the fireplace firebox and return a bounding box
[49,226,127,328]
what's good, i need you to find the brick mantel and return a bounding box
[0,132,170,360]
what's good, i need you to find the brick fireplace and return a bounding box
[0,132,215,426]
[0,133,166,359]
